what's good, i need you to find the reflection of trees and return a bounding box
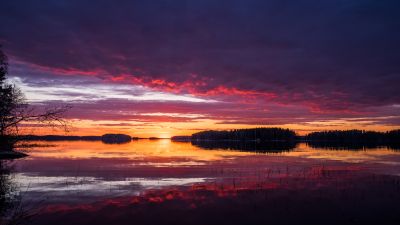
[0,161,17,221]
[191,141,297,153]
[0,160,33,225]
[307,141,400,151]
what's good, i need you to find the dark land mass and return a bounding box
[19,134,138,143]
[191,140,297,153]
[190,128,400,142]
[305,129,400,142]
[20,135,103,141]
[0,151,28,160]
[101,134,132,144]
[149,137,170,140]
[305,129,400,150]
[191,128,296,141]
[173,128,400,151]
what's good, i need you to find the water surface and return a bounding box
[1,140,400,224]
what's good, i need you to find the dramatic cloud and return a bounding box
[1,0,399,135]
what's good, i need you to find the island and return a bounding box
[191,128,297,141]
[305,129,400,150]
[170,128,400,151]
[101,134,132,144]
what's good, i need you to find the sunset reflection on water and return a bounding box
[2,140,400,225]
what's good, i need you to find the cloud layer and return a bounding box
[1,0,400,134]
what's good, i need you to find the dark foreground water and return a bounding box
[1,140,400,225]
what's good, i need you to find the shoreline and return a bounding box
[0,150,28,160]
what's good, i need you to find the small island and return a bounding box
[101,134,132,144]
[149,137,163,140]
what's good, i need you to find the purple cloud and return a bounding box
[1,0,400,129]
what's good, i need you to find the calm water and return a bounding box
[1,140,400,225]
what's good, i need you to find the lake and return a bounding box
[1,140,400,225]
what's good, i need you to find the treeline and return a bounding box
[307,141,400,151]
[20,134,134,144]
[306,130,400,142]
[191,128,296,141]
[20,135,102,141]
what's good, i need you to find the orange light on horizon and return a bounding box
[17,117,400,138]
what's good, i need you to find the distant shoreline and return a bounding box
[18,135,170,141]
[2,129,399,156]
[19,136,399,152]
[19,135,142,141]
[16,128,400,142]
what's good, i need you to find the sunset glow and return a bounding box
[2,2,400,225]
[1,1,399,137]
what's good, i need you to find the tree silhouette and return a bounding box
[192,128,296,141]
[0,46,7,84]
[305,129,400,151]
[306,129,400,142]
[0,46,70,151]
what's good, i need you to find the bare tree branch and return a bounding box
[1,46,71,143]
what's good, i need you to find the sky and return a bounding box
[1,0,400,137]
